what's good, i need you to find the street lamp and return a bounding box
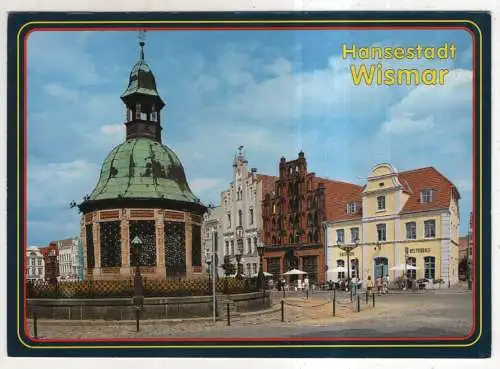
[205,256,212,288]
[337,237,359,293]
[131,235,144,307]
[48,249,58,285]
[257,243,265,291]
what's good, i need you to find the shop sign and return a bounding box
[409,247,431,254]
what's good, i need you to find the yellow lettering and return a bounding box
[422,69,437,85]
[439,69,449,84]
[397,69,420,85]
[342,44,356,59]
[384,69,395,85]
[350,64,375,86]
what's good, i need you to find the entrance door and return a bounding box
[374,257,388,278]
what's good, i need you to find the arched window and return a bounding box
[249,208,254,225]
[336,259,345,280]
[351,258,359,278]
[374,257,388,278]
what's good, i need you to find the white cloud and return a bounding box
[190,178,224,194]
[381,113,435,134]
[101,124,124,135]
[43,83,80,102]
[28,160,99,206]
[265,58,293,76]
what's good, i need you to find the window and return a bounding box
[424,220,436,238]
[225,241,229,255]
[252,263,257,274]
[351,258,359,278]
[420,189,433,203]
[247,238,252,254]
[406,222,417,240]
[253,237,258,251]
[377,224,386,241]
[347,201,356,214]
[351,227,359,243]
[238,210,243,226]
[249,208,254,225]
[37,259,42,266]
[246,264,251,276]
[424,256,436,279]
[336,259,345,280]
[406,257,417,279]
[227,214,231,228]
[374,257,389,278]
[377,196,386,210]
[336,229,345,243]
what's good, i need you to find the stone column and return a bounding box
[185,213,193,277]
[120,216,130,278]
[93,217,101,277]
[156,210,166,278]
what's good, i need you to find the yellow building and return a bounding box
[323,163,461,287]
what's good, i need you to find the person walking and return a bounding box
[367,276,374,295]
[376,276,382,296]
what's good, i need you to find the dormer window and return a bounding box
[420,189,433,203]
[346,201,356,214]
[135,103,141,119]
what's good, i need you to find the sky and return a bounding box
[26,29,473,246]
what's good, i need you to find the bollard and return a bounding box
[283,288,286,299]
[135,308,140,332]
[357,295,361,312]
[281,300,285,322]
[332,292,336,317]
[227,303,230,326]
[33,311,38,339]
[372,293,375,308]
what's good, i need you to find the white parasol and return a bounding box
[283,268,307,275]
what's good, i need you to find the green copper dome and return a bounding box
[88,137,200,203]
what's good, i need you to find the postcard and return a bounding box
[6,11,491,358]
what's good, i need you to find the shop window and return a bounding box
[351,258,359,278]
[424,220,436,238]
[336,259,345,280]
[336,229,345,243]
[377,195,386,210]
[406,256,417,279]
[424,256,436,279]
[376,224,386,241]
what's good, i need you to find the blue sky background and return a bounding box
[27,29,473,246]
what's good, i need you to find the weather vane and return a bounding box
[138,30,146,60]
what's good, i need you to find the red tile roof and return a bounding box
[316,178,364,222]
[398,167,459,214]
[326,166,459,223]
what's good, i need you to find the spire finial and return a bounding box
[138,30,146,60]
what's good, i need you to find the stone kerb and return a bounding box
[27,291,271,321]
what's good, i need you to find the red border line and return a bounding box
[21,24,478,344]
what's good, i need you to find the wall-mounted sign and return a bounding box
[409,248,431,254]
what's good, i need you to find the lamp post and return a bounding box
[337,237,359,292]
[48,249,58,285]
[131,235,144,307]
[257,243,265,292]
[205,256,212,289]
